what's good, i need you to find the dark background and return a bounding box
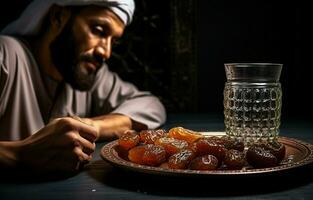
[1,0,311,121]
[197,1,311,121]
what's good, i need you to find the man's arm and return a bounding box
[82,113,147,141]
[88,66,167,141]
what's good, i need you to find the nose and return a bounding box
[94,38,112,60]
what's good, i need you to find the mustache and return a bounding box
[79,54,105,68]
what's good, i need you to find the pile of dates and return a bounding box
[117,127,286,170]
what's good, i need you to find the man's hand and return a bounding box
[18,117,98,174]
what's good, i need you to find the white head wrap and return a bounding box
[1,0,135,36]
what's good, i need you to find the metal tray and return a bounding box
[100,136,313,178]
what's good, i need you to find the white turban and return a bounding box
[1,0,135,36]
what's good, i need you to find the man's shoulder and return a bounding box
[0,35,24,51]
[0,35,31,78]
[0,35,30,68]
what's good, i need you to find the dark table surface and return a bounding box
[1,113,313,200]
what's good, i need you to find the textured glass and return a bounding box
[223,63,283,145]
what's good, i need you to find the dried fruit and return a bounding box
[168,149,196,169]
[118,130,140,150]
[128,144,167,166]
[188,155,219,170]
[246,145,278,168]
[224,149,246,170]
[139,129,168,144]
[155,137,189,156]
[190,138,227,165]
[120,127,286,171]
[168,127,204,143]
[258,141,286,163]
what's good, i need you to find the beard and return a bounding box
[50,19,103,91]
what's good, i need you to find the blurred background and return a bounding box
[1,0,311,121]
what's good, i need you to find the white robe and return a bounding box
[0,36,166,141]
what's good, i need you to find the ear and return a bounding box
[49,4,71,34]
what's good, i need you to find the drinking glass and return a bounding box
[223,63,283,145]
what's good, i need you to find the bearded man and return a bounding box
[0,0,166,173]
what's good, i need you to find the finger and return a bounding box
[71,118,98,142]
[78,130,98,143]
[58,117,98,142]
[73,146,92,162]
[73,134,96,155]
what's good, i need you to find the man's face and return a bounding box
[50,6,125,91]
